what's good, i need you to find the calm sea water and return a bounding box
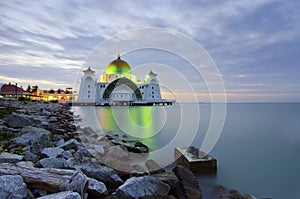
[74,103,300,199]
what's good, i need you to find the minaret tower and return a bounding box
[77,67,97,103]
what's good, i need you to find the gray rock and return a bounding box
[83,127,97,137]
[133,141,150,153]
[24,151,38,162]
[38,157,70,169]
[41,147,64,158]
[58,139,82,151]
[11,132,39,147]
[4,113,33,128]
[0,152,23,163]
[218,189,244,199]
[11,127,51,155]
[93,145,105,155]
[57,138,65,146]
[116,176,170,199]
[21,126,51,135]
[81,164,123,190]
[41,110,51,116]
[152,172,179,194]
[145,159,165,175]
[106,145,129,160]
[74,147,93,158]
[210,185,229,198]
[30,133,51,154]
[87,177,108,197]
[37,191,81,199]
[0,175,28,199]
[66,158,83,170]
[16,161,35,168]
[62,150,73,159]
[173,165,202,199]
[68,172,88,194]
[102,155,133,175]
[130,164,148,177]
[48,116,58,122]
[41,121,49,126]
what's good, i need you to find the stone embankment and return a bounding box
[0,100,257,199]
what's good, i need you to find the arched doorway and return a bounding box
[102,77,142,100]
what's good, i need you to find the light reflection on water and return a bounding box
[97,106,167,140]
[74,103,300,199]
[74,104,183,149]
[73,103,200,166]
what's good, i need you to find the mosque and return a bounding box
[77,54,174,106]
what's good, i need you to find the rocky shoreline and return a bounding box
[0,100,259,199]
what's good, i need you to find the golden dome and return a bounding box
[105,54,131,74]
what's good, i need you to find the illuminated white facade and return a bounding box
[77,55,171,105]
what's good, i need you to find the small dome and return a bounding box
[105,54,131,74]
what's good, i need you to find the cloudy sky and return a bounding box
[0,0,299,102]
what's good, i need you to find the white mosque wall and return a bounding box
[78,67,164,104]
[142,83,162,101]
[78,76,96,103]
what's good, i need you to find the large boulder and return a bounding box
[152,172,180,196]
[0,175,28,199]
[87,177,108,198]
[210,185,229,198]
[106,145,129,160]
[81,164,123,190]
[68,172,89,194]
[21,126,51,135]
[102,155,133,175]
[11,132,39,147]
[36,191,81,199]
[145,159,165,174]
[218,190,244,199]
[0,152,23,163]
[74,147,93,158]
[11,129,51,155]
[41,147,64,158]
[173,165,202,199]
[58,139,82,151]
[116,176,170,199]
[30,133,51,154]
[16,161,35,168]
[4,113,33,128]
[24,151,38,162]
[38,157,70,169]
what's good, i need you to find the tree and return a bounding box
[48,89,55,94]
[26,85,31,92]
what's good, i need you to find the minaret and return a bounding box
[77,67,97,103]
[144,70,162,101]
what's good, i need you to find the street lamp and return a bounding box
[15,83,18,99]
